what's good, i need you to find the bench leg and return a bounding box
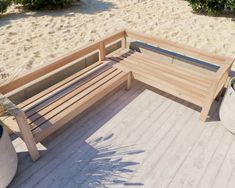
[200,99,214,122]
[15,111,40,161]
[126,73,132,91]
[215,88,225,101]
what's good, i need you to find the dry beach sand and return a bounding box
[1,0,235,85]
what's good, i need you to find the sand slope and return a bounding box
[0,0,235,85]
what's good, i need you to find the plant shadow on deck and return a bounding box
[0,0,116,28]
[13,139,145,187]
[61,137,145,187]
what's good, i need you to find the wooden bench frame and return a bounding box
[0,29,233,161]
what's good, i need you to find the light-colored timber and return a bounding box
[0,29,233,161]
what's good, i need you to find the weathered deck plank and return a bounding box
[9,81,235,188]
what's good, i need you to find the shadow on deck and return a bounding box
[9,80,223,187]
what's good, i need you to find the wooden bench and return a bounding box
[0,31,131,161]
[0,30,233,161]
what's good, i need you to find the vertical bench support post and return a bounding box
[200,81,219,121]
[122,32,127,49]
[126,73,132,91]
[15,110,40,161]
[99,41,106,62]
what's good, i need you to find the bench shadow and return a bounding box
[0,0,116,28]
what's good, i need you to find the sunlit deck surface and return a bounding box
[9,80,235,188]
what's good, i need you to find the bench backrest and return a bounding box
[0,30,126,96]
[4,42,121,104]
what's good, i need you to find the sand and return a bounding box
[1,0,235,85]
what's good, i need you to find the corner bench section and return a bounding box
[109,49,210,107]
[123,30,233,122]
[108,46,233,121]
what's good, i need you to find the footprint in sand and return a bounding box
[33,51,40,57]
[48,31,55,34]
[80,32,85,37]
[170,31,179,37]
[90,30,96,34]
[26,59,34,69]
[0,73,10,79]
[9,29,18,36]
[6,25,12,29]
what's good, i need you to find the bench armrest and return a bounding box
[0,93,40,161]
[0,93,22,117]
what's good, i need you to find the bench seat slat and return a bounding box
[116,61,205,103]
[115,49,215,83]
[33,71,128,142]
[19,62,103,110]
[113,62,204,106]
[24,66,115,118]
[27,68,121,128]
[119,50,213,87]
[111,55,209,93]
[110,57,206,98]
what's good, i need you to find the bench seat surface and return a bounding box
[108,49,216,107]
[3,62,128,142]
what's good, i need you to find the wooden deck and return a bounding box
[9,80,235,188]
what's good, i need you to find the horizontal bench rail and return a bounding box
[125,29,232,66]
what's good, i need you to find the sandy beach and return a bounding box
[0,0,235,85]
